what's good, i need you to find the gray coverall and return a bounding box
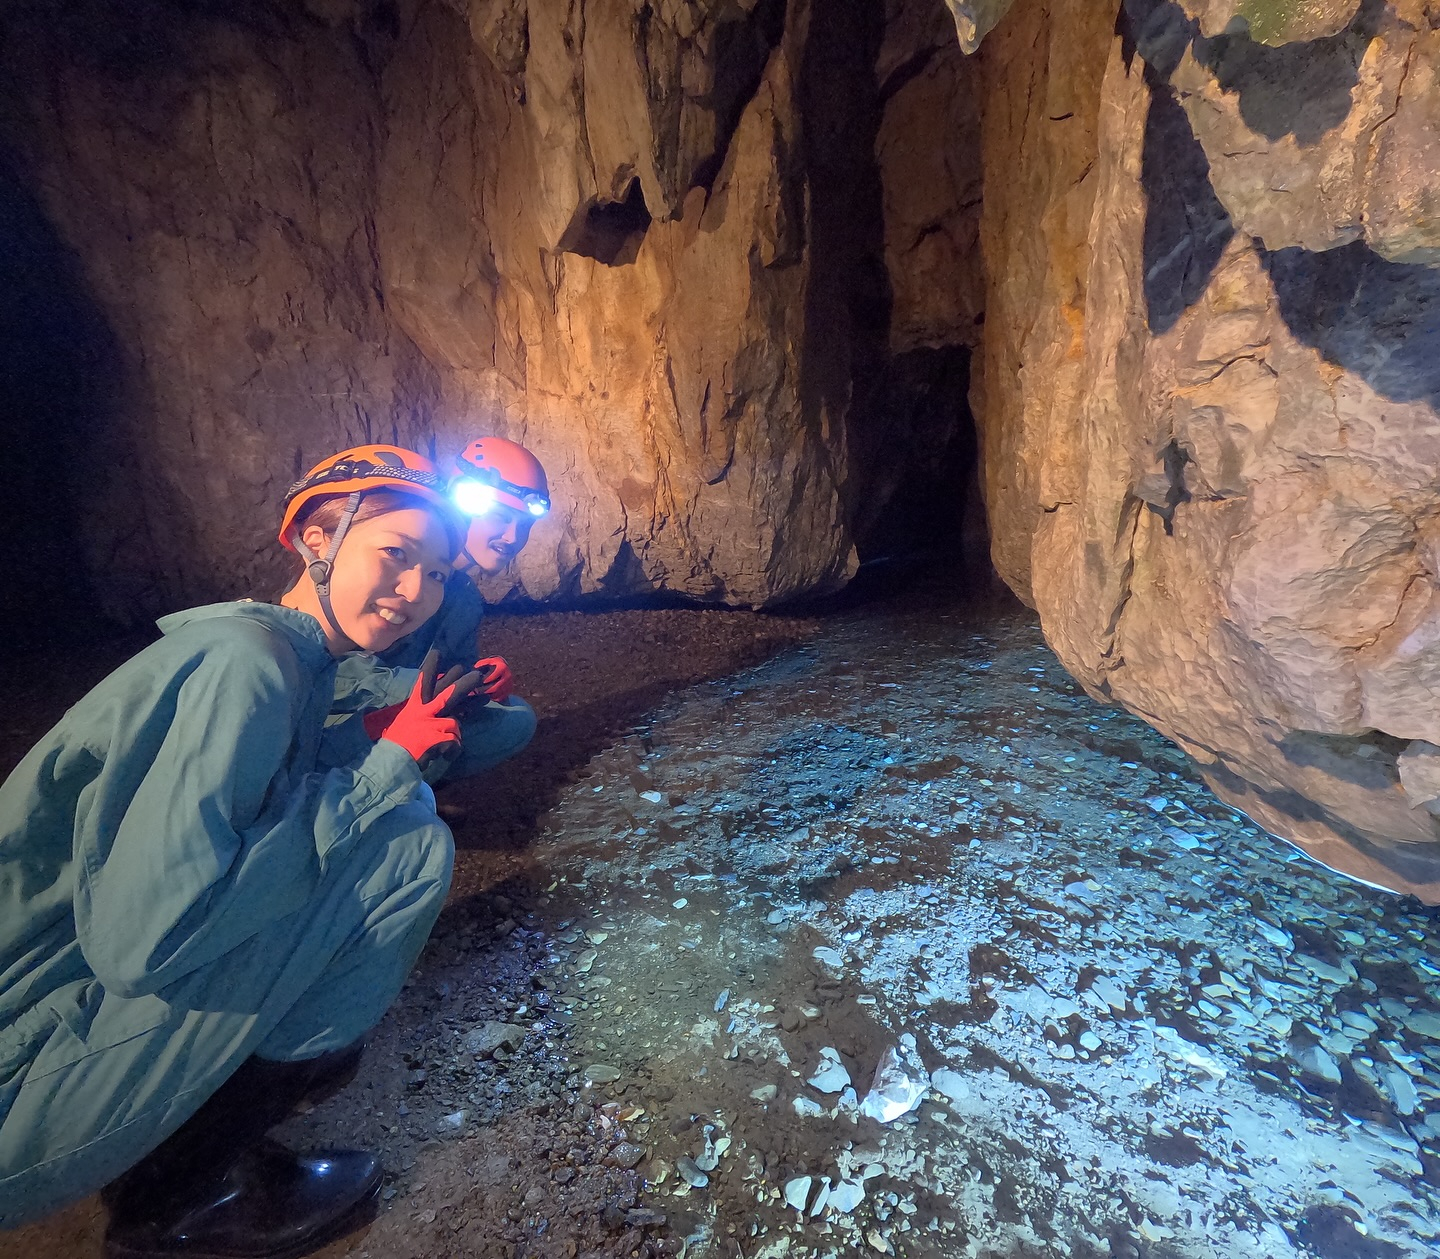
[0,602,452,1226]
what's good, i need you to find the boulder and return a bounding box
[974,0,1440,899]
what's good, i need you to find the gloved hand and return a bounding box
[471,656,513,705]
[362,702,403,741]
[379,649,485,768]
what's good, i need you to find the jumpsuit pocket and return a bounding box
[0,1000,64,1120]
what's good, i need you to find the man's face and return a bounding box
[464,502,535,575]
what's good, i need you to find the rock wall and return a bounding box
[975,0,1440,899]
[0,0,982,624]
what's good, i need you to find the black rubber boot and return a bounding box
[102,1047,381,1259]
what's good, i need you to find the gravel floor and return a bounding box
[5,575,1440,1259]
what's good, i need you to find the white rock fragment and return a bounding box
[1162,827,1199,850]
[1088,976,1128,1011]
[714,988,729,1013]
[1292,1044,1342,1084]
[930,1068,971,1102]
[1382,1065,1420,1115]
[1254,920,1294,950]
[828,1179,866,1214]
[751,1083,778,1102]
[859,1036,929,1123]
[812,946,845,969]
[1153,1025,1227,1078]
[640,790,664,803]
[808,1048,852,1094]
[784,1175,812,1213]
[793,1096,824,1118]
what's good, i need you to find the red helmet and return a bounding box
[450,437,550,518]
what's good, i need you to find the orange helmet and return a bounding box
[279,444,454,549]
[279,444,461,644]
[450,437,550,518]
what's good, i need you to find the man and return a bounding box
[329,437,549,784]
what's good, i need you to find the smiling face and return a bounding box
[462,502,535,576]
[289,505,454,654]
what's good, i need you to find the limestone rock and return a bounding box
[976,0,1440,899]
[1190,0,1364,41]
[4,0,983,619]
[1134,0,1440,263]
[944,0,1019,52]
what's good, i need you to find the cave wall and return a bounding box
[0,0,982,620]
[975,0,1440,899]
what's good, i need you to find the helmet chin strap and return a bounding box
[292,491,362,645]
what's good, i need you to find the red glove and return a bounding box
[468,656,513,705]
[362,702,403,741]
[379,650,484,768]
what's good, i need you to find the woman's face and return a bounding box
[301,506,453,653]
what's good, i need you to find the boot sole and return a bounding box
[101,1179,381,1259]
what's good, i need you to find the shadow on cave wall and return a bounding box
[0,147,120,644]
[1192,0,1384,146]
[1123,0,1384,341]
[1140,80,1234,335]
[1264,241,1440,409]
[1120,0,1440,416]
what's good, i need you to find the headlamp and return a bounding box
[452,477,498,516]
[450,467,550,518]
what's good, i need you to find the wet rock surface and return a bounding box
[8,581,1440,1257]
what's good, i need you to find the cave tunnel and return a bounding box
[3,1,1440,1256]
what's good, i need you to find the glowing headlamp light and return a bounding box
[450,471,550,518]
[451,477,498,516]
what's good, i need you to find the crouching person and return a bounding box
[330,436,551,785]
[0,446,485,1258]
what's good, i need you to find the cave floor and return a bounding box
[5,578,1440,1259]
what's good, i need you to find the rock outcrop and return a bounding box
[974,0,1440,899]
[1,0,982,621]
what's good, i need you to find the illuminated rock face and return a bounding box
[975,0,1440,898]
[0,0,980,615]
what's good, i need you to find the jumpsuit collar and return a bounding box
[155,601,336,675]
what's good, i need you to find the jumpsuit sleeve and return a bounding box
[331,652,418,713]
[74,628,428,1000]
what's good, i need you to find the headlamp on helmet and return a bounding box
[449,465,549,519]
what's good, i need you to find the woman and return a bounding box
[0,445,481,1258]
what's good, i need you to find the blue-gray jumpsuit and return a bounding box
[0,602,452,1226]
[331,571,535,782]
